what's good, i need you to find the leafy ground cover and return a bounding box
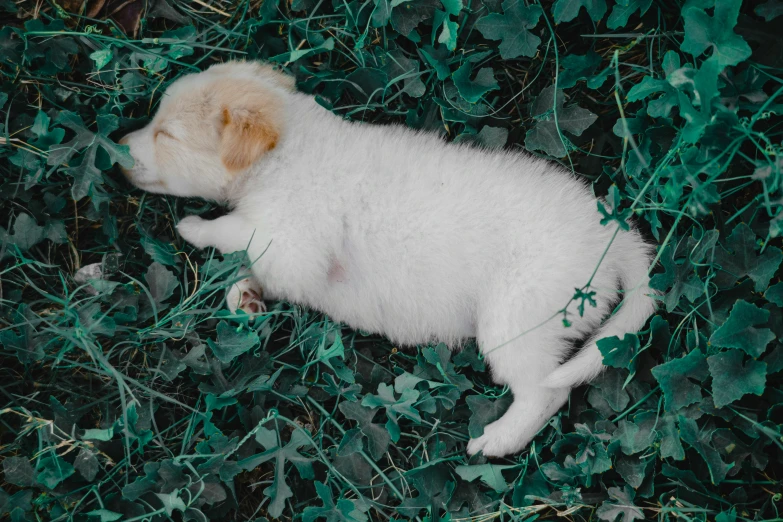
[1,0,783,520]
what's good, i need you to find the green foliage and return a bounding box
[1,0,782,521]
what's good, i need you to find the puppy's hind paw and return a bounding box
[226,276,266,315]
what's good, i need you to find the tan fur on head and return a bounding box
[215,78,283,172]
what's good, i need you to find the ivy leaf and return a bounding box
[714,223,783,292]
[90,48,113,70]
[709,300,775,358]
[362,383,421,443]
[474,1,542,59]
[707,350,767,408]
[651,349,708,411]
[680,0,751,67]
[303,481,369,522]
[74,448,100,482]
[466,394,512,438]
[338,401,391,460]
[154,492,187,516]
[612,412,657,455]
[659,413,685,460]
[454,464,513,493]
[627,51,681,118]
[1,214,45,254]
[145,262,178,308]
[597,185,632,231]
[0,27,23,67]
[558,51,602,88]
[765,282,783,307]
[596,486,644,522]
[36,454,76,489]
[86,509,123,521]
[756,0,783,21]
[452,62,498,104]
[598,334,640,370]
[3,457,35,487]
[48,112,134,201]
[525,86,597,158]
[678,416,731,484]
[649,242,704,312]
[207,321,260,364]
[239,428,315,519]
[607,0,652,29]
[23,20,79,74]
[552,0,607,23]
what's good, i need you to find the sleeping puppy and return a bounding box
[119,61,656,458]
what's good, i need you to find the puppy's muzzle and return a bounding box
[117,135,133,180]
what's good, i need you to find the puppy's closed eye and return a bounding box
[154,129,175,141]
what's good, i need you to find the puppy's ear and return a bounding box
[220,106,280,172]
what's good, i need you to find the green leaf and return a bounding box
[452,62,498,104]
[74,448,100,482]
[145,262,178,307]
[612,411,657,455]
[678,416,731,484]
[466,394,511,438]
[86,509,123,521]
[714,223,783,292]
[474,1,542,59]
[36,454,75,489]
[607,0,652,29]
[90,48,113,70]
[361,383,420,442]
[48,112,134,200]
[239,428,314,518]
[649,242,705,312]
[709,300,775,358]
[3,457,35,487]
[208,321,260,364]
[440,0,462,16]
[707,350,767,408]
[552,0,607,23]
[756,0,783,21]
[338,401,391,460]
[303,481,369,522]
[765,282,783,307]
[596,486,644,522]
[436,17,459,51]
[23,20,79,74]
[680,0,751,67]
[525,86,597,158]
[558,51,602,88]
[337,428,364,457]
[651,349,708,411]
[154,491,188,516]
[1,214,45,253]
[454,463,513,493]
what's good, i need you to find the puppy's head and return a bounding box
[119,61,293,199]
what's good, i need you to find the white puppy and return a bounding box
[120,61,656,457]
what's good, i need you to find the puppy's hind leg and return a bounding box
[467,303,570,458]
[226,267,267,315]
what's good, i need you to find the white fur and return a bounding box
[121,62,657,458]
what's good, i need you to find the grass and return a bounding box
[1,0,782,520]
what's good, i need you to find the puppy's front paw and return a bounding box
[466,420,530,458]
[177,216,208,249]
[226,276,266,315]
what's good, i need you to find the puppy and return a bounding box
[120,61,656,458]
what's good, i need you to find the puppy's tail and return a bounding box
[543,237,657,389]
